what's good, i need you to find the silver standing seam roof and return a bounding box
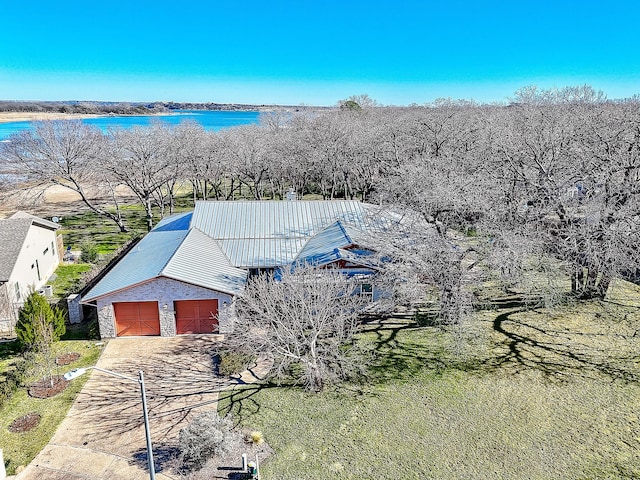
[191,200,374,268]
[83,200,379,302]
[82,228,248,302]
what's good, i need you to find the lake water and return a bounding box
[0,109,261,140]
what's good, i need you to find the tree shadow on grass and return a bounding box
[358,304,640,386]
[218,381,283,426]
[483,308,640,383]
[358,310,450,384]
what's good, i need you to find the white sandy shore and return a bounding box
[0,112,110,124]
[0,111,180,124]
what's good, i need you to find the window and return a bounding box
[43,247,49,256]
[359,283,373,301]
[51,241,55,256]
[36,260,41,281]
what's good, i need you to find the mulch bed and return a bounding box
[56,352,81,366]
[28,375,69,398]
[8,412,41,433]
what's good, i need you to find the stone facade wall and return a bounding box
[95,277,233,339]
[66,294,83,324]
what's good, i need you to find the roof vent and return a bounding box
[286,189,298,201]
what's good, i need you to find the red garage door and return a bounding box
[114,302,161,337]
[175,299,219,334]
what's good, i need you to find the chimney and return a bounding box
[286,189,298,201]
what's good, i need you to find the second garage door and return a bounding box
[114,301,161,337]
[175,299,219,334]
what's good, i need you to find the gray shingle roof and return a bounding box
[0,212,59,282]
[10,211,60,230]
[0,219,32,282]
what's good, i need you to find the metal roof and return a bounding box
[153,211,192,232]
[83,201,386,301]
[294,221,354,262]
[83,227,248,302]
[162,228,247,295]
[82,230,189,301]
[191,201,375,268]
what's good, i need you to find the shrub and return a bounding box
[249,431,264,444]
[0,354,34,408]
[80,241,99,264]
[217,351,255,376]
[178,411,235,469]
[15,292,66,349]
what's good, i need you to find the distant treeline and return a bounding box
[162,102,302,111]
[0,100,321,114]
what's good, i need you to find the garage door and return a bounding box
[114,302,161,337]
[175,299,219,334]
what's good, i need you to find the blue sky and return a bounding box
[1,0,639,105]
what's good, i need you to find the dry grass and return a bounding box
[219,282,640,480]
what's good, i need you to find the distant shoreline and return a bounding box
[0,111,175,124]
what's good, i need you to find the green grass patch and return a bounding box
[0,340,102,475]
[0,340,22,377]
[58,195,194,255]
[50,263,92,297]
[60,209,143,255]
[219,297,640,480]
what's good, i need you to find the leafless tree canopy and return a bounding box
[225,266,369,392]
[0,85,638,314]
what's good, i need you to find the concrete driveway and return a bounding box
[17,335,230,480]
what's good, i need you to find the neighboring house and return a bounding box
[83,200,386,339]
[0,212,62,333]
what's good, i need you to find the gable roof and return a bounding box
[9,211,60,230]
[0,219,32,282]
[294,221,355,261]
[0,212,60,282]
[82,228,247,302]
[162,228,247,295]
[190,201,375,268]
[83,200,384,302]
[153,211,193,232]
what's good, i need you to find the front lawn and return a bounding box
[219,293,640,479]
[0,340,102,474]
[50,263,93,297]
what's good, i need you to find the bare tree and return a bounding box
[224,265,369,392]
[0,121,128,231]
[220,126,271,200]
[486,102,640,299]
[106,124,179,230]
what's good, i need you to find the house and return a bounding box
[83,200,386,339]
[0,212,62,333]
